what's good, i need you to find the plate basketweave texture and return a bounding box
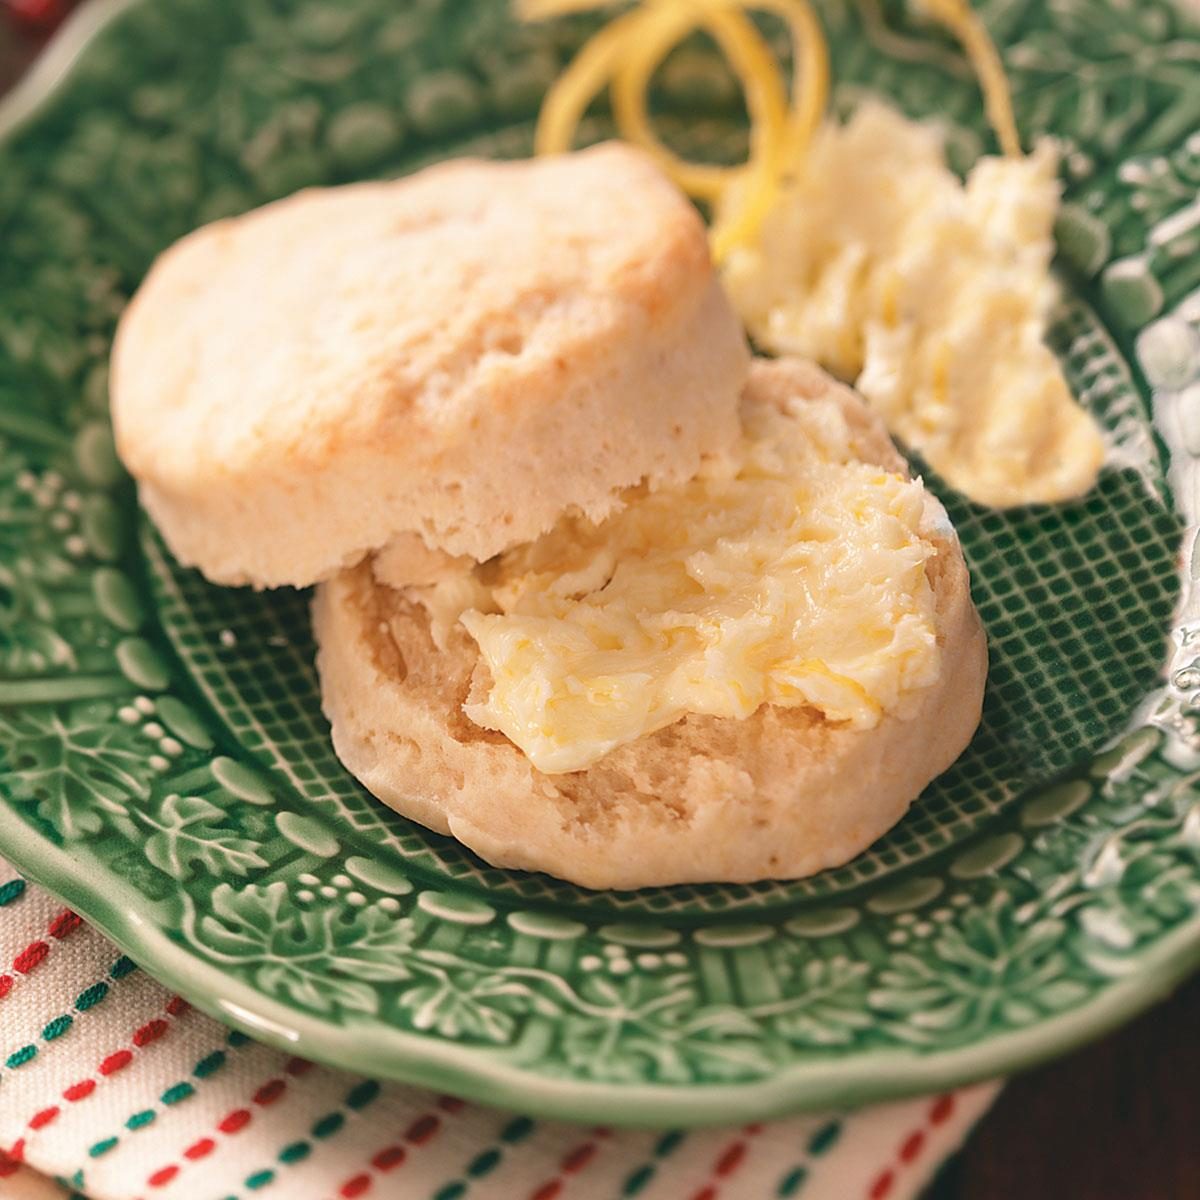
[1,0,1199,1126]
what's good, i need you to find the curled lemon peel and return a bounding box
[915,0,1021,156]
[608,0,829,260]
[757,0,830,171]
[525,0,1021,262]
[714,0,830,258]
[533,6,655,160]
[516,0,609,17]
[529,0,827,262]
[609,1,788,203]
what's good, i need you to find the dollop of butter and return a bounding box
[408,392,943,774]
[721,101,1105,508]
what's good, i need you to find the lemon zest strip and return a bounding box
[531,0,828,261]
[916,0,1021,156]
[534,6,656,159]
[526,0,1021,264]
[609,0,789,202]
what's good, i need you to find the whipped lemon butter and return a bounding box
[722,102,1105,508]
[404,386,945,774]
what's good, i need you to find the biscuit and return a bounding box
[313,358,987,889]
[111,144,749,587]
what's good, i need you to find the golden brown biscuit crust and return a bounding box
[112,144,749,587]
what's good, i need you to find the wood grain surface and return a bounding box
[929,972,1199,1199]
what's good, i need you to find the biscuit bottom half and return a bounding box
[313,360,987,889]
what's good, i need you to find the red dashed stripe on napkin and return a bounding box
[144,1056,313,1190]
[689,1123,765,1200]
[332,1095,466,1199]
[527,1127,611,1200]
[0,995,188,1177]
[224,1077,385,1200]
[867,1094,956,1199]
[0,908,84,1001]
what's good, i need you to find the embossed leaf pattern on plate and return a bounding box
[0,0,1198,1123]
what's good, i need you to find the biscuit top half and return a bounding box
[111,143,750,588]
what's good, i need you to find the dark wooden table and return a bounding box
[930,971,1199,1199]
[2,10,1197,1198]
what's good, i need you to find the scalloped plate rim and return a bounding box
[3,801,1198,1126]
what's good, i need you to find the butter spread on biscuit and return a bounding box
[721,101,1105,508]
[408,390,942,774]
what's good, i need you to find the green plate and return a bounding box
[2,0,1199,1126]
